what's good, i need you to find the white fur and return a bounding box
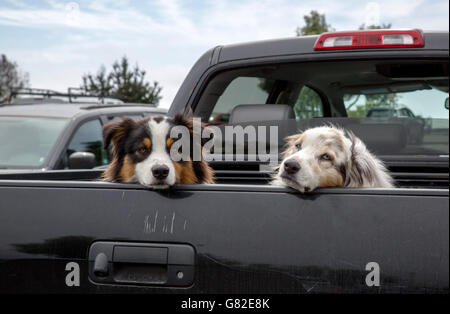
[134,118,176,188]
[273,126,394,192]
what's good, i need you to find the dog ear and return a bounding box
[102,117,136,151]
[285,133,302,147]
[172,111,213,146]
[346,130,394,188]
[173,111,193,129]
[281,133,302,159]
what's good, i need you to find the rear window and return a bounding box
[195,59,449,157]
[208,77,323,124]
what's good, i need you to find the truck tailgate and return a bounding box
[0,181,448,293]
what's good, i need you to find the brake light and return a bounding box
[314,29,424,50]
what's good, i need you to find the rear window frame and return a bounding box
[188,54,448,161]
[189,53,449,114]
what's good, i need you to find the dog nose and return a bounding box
[152,165,169,180]
[284,159,300,174]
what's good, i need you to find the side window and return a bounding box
[399,109,408,117]
[105,115,144,123]
[407,109,415,118]
[209,77,274,124]
[293,86,323,119]
[67,119,108,167]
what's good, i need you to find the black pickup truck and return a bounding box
[0,29,448,294]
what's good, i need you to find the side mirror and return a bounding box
[445,98,449,110]
[68,152,97,169]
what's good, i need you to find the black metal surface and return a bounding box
[0,181,447,293]
[1,163,448,188]
[88,242,195,287]
[6,87,123,104]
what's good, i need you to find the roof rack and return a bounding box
[4,87,124,105]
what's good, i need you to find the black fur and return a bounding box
[102,117,137,150]
[102,114,214,184]
[192,160,207,182]
[102,116,153,181]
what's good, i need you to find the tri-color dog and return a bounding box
[102,113,214,189]
[273,126,394,192]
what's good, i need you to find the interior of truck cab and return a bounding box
[194,59,449,188]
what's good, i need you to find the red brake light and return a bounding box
[314,29,424,50]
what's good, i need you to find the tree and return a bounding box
[359,23,392,30]
[346,93,400,118]
[82,56,162,106]
[296,10,332,36]
[81,65,114,97]
[294,86,323,119]
[0,54,29,102]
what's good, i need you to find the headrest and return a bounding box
[228,104,295,124]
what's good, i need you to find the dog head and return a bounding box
[273,126,393,192]
[102,113,214,189]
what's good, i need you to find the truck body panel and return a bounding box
[0,181,448,293]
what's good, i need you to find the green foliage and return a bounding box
[294,86,323,119]
[257,77,323,119]
[82,65,114,97]
[0,54,29,102]
[82,56,162,106]
[346,93,400,118]
[296,10,332,36]
[359,23,392,30]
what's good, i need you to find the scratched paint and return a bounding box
[144,211,182,234]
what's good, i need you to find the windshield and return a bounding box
[0,117,68,168]
[195,59,449,159]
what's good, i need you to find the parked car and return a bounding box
[0,29,448,294]
[0,91,167,174]
[366,107,425,144]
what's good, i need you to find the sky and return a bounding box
[0,0,449,108]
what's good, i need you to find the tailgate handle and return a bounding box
[93,252,109,277]
[113,246,168,265]
[88,242,195,287]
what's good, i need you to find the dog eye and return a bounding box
[295,143,301,150]
[138,147,148,154]
[320,153,331,161]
